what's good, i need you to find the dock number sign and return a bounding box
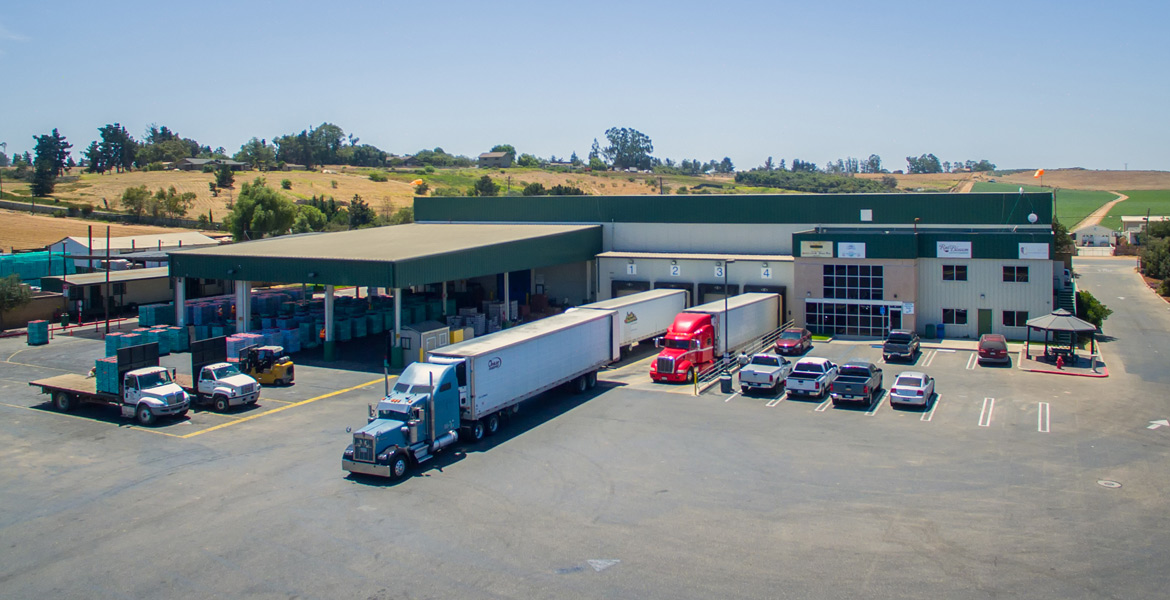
[670,264,681,277]
[626,263,637,275]
[714,265,725,278]
[761,266,773,279]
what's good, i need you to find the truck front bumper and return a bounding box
[153,401,190,416]
[228,392,260,407]
[342,458,391,477]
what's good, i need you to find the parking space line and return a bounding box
[978,397,995,427]
[814,399,831,412]
[0,400,185,437]
[724,392,739,403]
[865,400,881,417]
[921,394,940,421]
[922,350,937,368]
[180,377,385,439]
[1038,402,1050,433]
[765,397,784,407]
[965,354,978,370]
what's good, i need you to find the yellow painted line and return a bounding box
[0,400,185,438]
[179,377,386,439]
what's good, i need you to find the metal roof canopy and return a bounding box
[40,267,169,292]
[168,223,602,288]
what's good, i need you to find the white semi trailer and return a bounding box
[574,288,688,352]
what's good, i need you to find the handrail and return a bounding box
[695,320,796,384]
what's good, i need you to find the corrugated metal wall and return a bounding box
[917,258,1053,339]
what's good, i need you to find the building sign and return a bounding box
[860,209,873,222]
[837,242,866,259]
[902,302,915,315]
[669,264,681,277]
[714,264,725,278]
[1018,243,1049,260]
[936,241,972,259]
[625,263,637,275]
[761,266,773,279]
[801,241,833,258]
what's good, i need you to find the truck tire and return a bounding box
[136,404,156,426]
[463,420,485,442]
[389,452,410,480]
[586,371,598,389]
[178,408,189,418]
[573,375,587,394]
[686,368,695,384]
[52,391,73,412]
[214,396,229,412]
[485,414,500,436]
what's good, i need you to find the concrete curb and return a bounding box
[1022,365,1109,378]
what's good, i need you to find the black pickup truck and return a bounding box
[829,362,883,406]
[882,330,920,362]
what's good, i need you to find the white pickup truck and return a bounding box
[738,353,793,395]
[785,357,838,399]
[177,362,261,412]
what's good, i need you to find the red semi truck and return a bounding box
[649,293,780,383]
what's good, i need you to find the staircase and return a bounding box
[1054,285,1077,346]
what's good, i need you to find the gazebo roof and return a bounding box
[1025,308,1097,333]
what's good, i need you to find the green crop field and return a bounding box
[1100,190,1170,230]
[970,182,1117,228]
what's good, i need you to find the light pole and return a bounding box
[723,258,735,371]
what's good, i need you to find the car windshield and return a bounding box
[393,382,432,395]
[137,371,172,388]
[896,377,923,387]
[887,333,912,343]
[750,356,780,367]
[212,365,242,379]
[780,331,802,340]
[664,338,690,350]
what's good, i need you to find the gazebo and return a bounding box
[1025,308,1098,359]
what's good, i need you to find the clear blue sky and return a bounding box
[2,0,1167,171]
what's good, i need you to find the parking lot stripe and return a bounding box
[724,392,739,403]
[865,400,881,417]
[978,398,995,427]
[921,394,940,421]
[1038,402,1050,433]
[922,350,937,368]
[815,399,831,412]
[966,354,978,370]
[765,397,784,408]
[0,400,186,437]
[179,377,385,439]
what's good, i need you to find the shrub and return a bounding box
[414,181,429,195]
[1159,279,1170,297]
[281,179,292,190]
[81,204,94,216]
[331,180,338,189]
[52,209,66,218]
[424,166,435,174]
[1075,290,1112,329]
[368,171,387,182]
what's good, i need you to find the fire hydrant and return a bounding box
[1055,355,1064,370]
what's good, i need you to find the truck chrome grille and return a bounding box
[657,357,674,374]
[354,436,375,463]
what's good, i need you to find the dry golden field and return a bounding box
[0,209,189,251]
[995,169,1170,191]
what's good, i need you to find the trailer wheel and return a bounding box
[573,375,587,394]
[213,396,229,412]
[485,414,500,436]
[389,452,410,480]
[136,404,156,426]
[586,371,598,389]
[52,391,74,412]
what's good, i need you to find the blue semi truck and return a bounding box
[343,307,622,479]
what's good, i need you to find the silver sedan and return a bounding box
[889,371,935,408]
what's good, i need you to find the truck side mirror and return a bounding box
[367,404,374,419]
[654,337,661,348]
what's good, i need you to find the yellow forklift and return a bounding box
[239,345,295,386]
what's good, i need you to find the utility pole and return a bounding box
[104,226,111,335]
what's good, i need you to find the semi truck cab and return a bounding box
[195,362,260,411]
[650,313,715,383]
[343,363,461,479]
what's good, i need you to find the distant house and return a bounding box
[478,152,513,169]
[1120,215,1170,233]
[276,163,308,171]
[174,158,248,171]
[1071,224,1116,247]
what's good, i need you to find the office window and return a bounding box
[1003,266,1029,283]
[943,265,968,281]
[821,264,883,300]
[942,309,968,325]
[1003,311,1029,327]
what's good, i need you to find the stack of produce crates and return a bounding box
[94,357,119,394]
[26,320,49,346]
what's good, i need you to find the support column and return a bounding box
[585,260,594,303]
[235,280,250,333]
[174,277,186,327]
[394,288,402,342]
[324,285,335,361]
[441,281,448,316]
[503,272,511,324]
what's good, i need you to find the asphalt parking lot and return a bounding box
[1,257,1168,599]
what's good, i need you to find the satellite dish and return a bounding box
[1028,213,1038,223]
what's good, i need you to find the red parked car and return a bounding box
[977,334,1010,365]
[774,327,812,355]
